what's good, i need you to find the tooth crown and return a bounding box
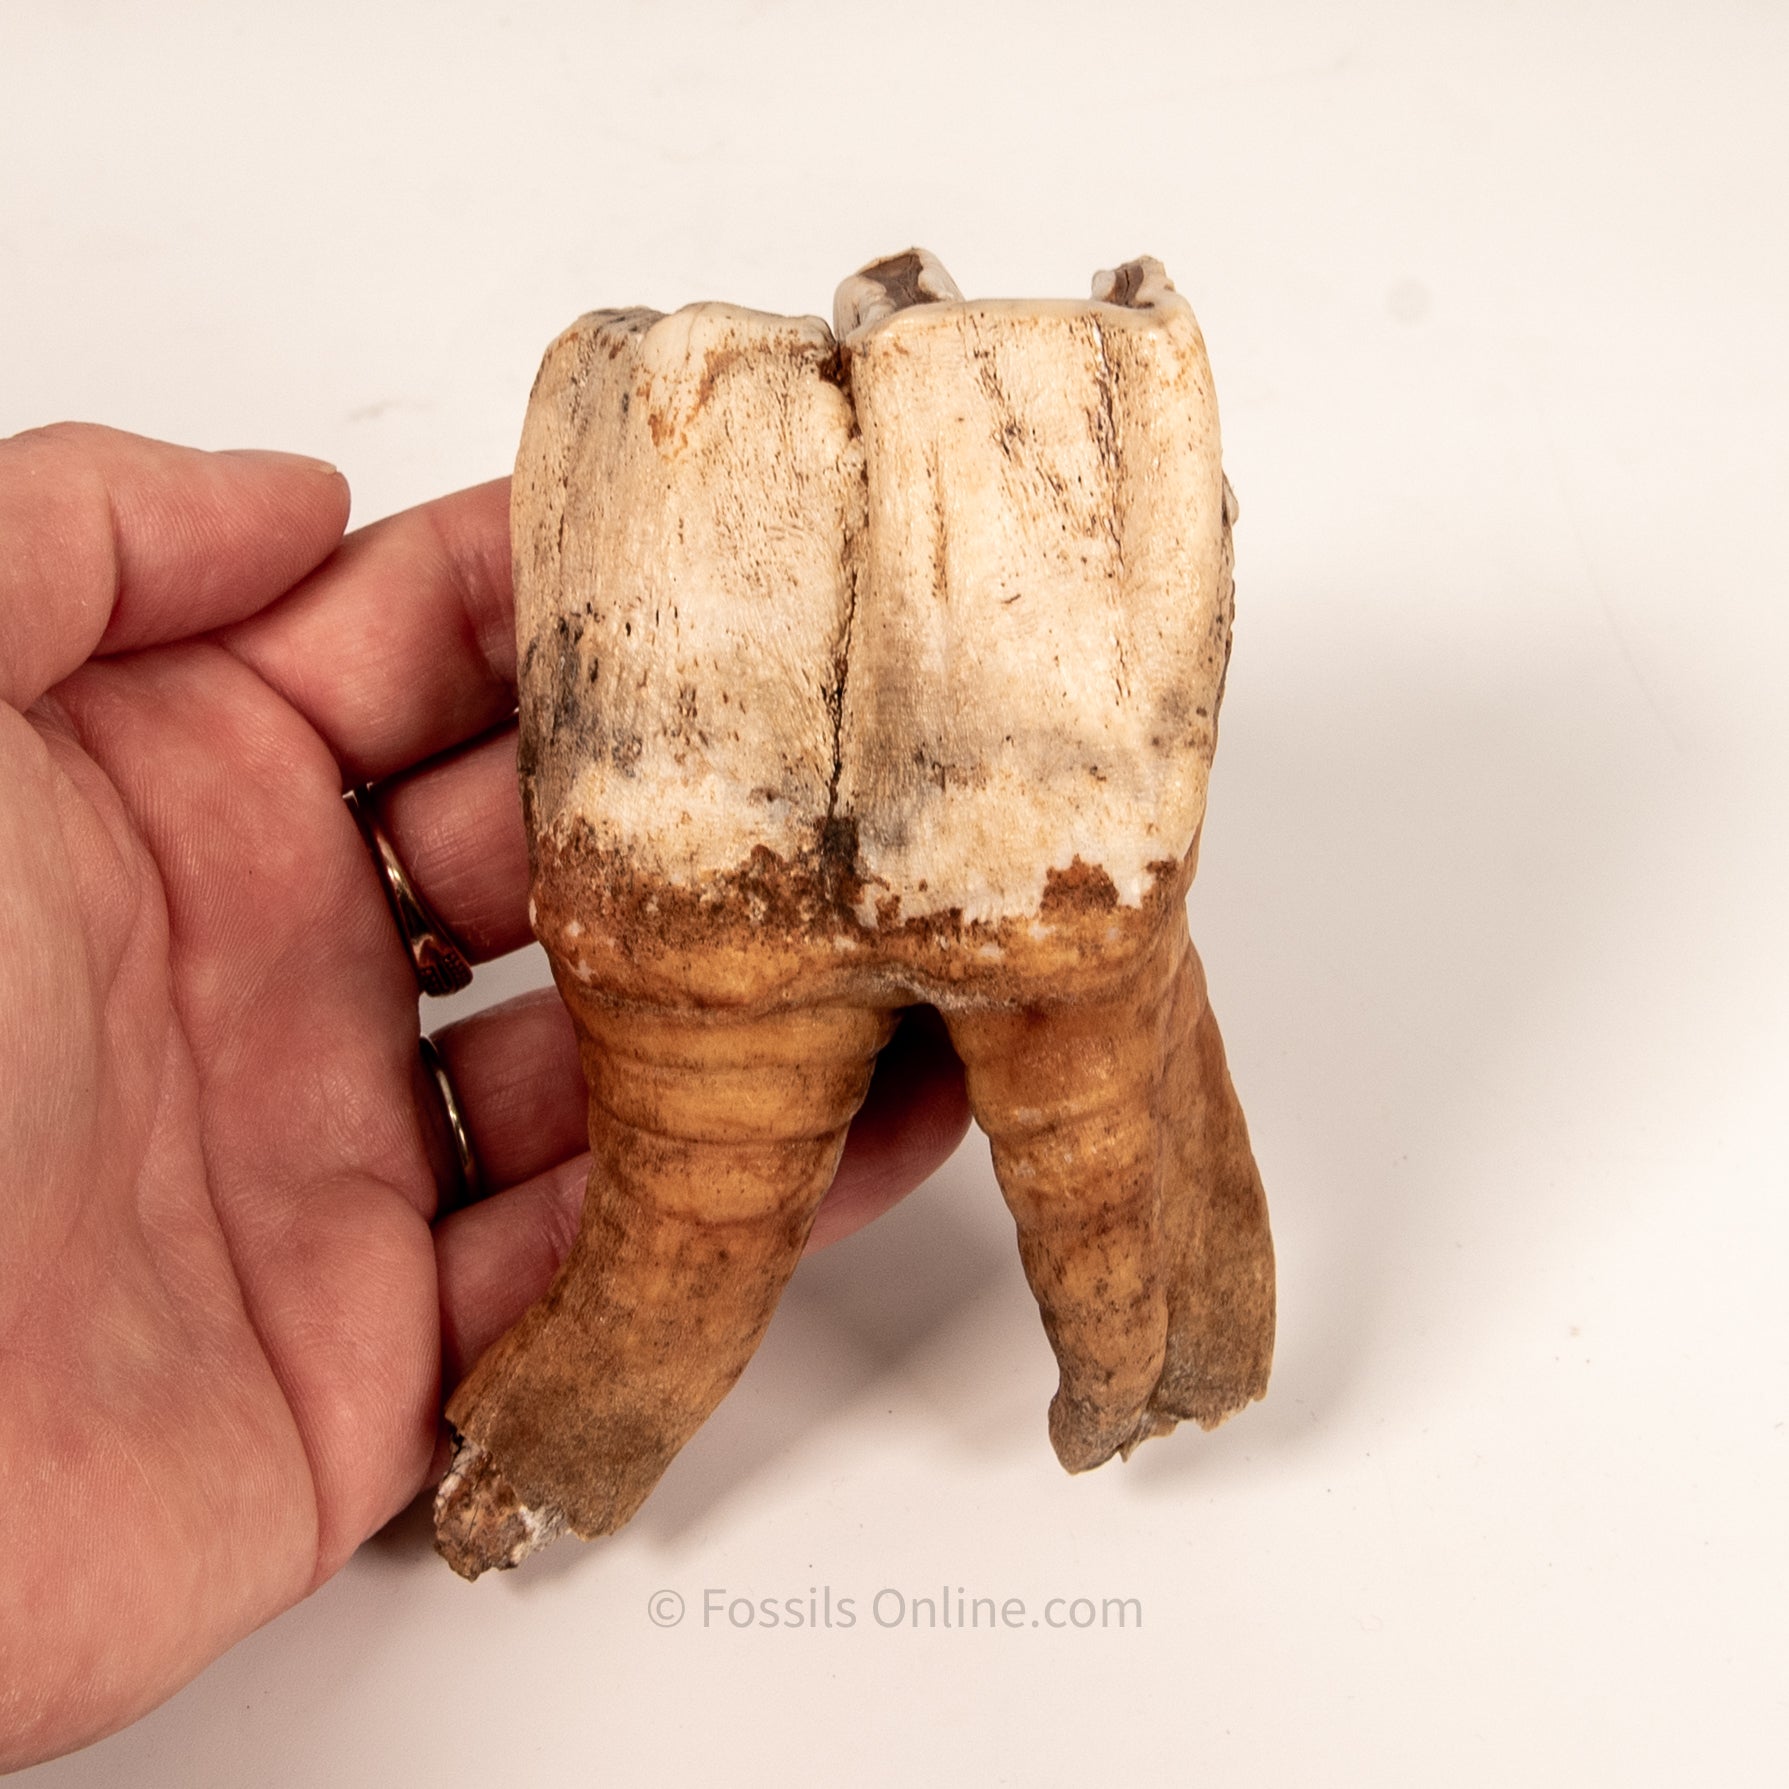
[513,254,1235,1006]
[839,279,1230,928]
[513,301,859,889]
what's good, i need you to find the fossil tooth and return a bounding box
[435,252,1273,1579]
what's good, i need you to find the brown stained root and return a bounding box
[435,249,1272,1577]
[438,997,894,1576]
[434,1434,568,1579]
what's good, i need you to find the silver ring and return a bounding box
[345,785,474,997]
[420,1033,484,1210]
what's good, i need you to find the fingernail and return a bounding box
[218,447,343,477]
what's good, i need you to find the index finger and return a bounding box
[218,478,515,784]
[0,423,350,712]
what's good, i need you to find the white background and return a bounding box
[4,2,1786,1782]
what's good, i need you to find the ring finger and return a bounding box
[428,987,587,1197]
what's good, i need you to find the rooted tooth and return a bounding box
[435,252,1273,1579]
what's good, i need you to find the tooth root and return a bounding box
[941,915,1272,1474]
[942,922,1185,1472]
[1145,936,1275,1440]
[436,999,894,1578]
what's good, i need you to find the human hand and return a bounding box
[0,424,970,1769]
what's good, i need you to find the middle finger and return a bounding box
[375,723,532,965]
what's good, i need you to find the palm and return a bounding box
[0,427,969,1767]
[35,634,442,1578]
